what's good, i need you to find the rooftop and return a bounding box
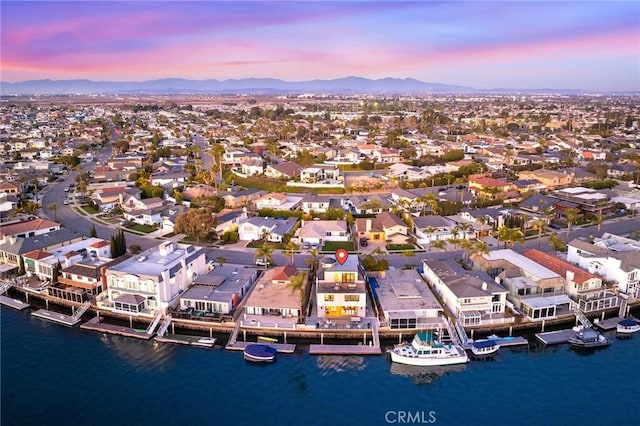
[107,242,203,279]
[373,268,442,313]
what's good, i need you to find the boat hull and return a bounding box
[390,350,469,367]
[471,346,500,357]
[616,324,640,334]
[243,344,277,363]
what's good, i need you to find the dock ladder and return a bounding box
[371,321,380,348]
[573,309,593,328]
[146,312,163,335]
[72,300,92,321]
[156,315,172,337]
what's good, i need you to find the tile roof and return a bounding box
[523,249,598,284]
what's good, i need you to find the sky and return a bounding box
[1,1,639,90]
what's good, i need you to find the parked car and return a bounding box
[359,238,368,247]
[63,199,69,205]
[302,242,311,250]
[310,243,319,250]
[255,258,273,267]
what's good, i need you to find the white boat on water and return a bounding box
[470,340,500,357]
[191,338,216,348]
[389,332,469,367]
[616,319,640,334]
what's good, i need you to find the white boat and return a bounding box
[191,338,216,348]
[389,332,469,367]
[470,339,500,357]
[616,319,640,334]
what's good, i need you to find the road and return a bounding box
[192,134,214,176]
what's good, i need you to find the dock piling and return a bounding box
[45,299,49,309]
[509,326,513,337]
[541,320,545,332]
[129,316,132,328]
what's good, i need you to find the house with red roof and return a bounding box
[0,218,60,240]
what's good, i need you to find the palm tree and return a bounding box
[564,208,580,243]
[497,225,510,249]
[473,240,490,260]
[431,239,446,260]
[506,227,525,249]
[532,217,547,250]
[216,256,226,266]
[285,272,308,305]
[254,243,274,270]
[305,249,319,276]
[456,222,472,240]
[424,226,435,248]
[459,238,474,264]
[284,240,299,265]
[48,202,57,221]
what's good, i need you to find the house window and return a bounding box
[324,295,334,302]
[345,295,360,302]
[341,273,355,283]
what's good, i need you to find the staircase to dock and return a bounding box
[371,321,380,348]
[618,297,628,318]
[72,301,92,321]
[146,312,163,335]
[454,320,470,349]
[0,280,12,295]
[156,315,172,337]
[227,321,242,346]
[573,309,593,328]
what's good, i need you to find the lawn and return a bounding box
[386,243,415,251]
[246,240,285,250]
[126,223,156,234]
[81,205,99,214]
[322,241,355,252]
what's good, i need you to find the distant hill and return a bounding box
[0,77,475,95]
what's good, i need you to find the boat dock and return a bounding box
[80,317,153,340]
[470,336,529,348]
[225,341,296,354]
[155,334,216,348]
[0,295,30,311]
[535,329,576,345]
[31,309,81,326]
[309,344,382,355]
[593,316,638,331]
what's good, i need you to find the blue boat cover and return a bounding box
[244,344,277,358]
[618,319,639,327]
[473,340,498,349]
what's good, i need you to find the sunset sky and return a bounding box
[2,1,639,90]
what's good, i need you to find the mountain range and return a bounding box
[0,77,600,95]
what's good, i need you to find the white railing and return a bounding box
[572,308,593,328]
[146,312,163,335]
[156,315,172,337]
[72,300,92,320]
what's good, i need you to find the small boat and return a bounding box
[389,332,469,367]
[568,328,611,349]
[470,340,500,357]
[243,344,277,362]
[192,338,216,348]
[616,319,640,334]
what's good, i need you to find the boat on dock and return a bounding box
[192,338,216,348]
[389,332,469,367]
[470,340,500,357]
[616,319,640,335]
[568,328,611,349]
[243,344,277,363]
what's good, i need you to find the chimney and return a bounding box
[482,282,488,291]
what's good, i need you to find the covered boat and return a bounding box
[616,319,640,334]
[244,344,277,362]
[470,339,500,357]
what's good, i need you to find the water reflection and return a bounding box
[98,333,175,370]
[390,363,467,385]
[316,355,366,375]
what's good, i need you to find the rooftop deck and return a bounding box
[31,309,81,326]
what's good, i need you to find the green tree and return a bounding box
[431,239,446,260]
[564,208,580,243]
[255,243,274,270]
[129,244,142,254]
[284,240,299,265]
[285,272,308,304]
[48,202,57,221]
[89,224,97,238]
[532,217,547,250]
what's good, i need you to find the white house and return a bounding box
[296,220,350,245]
[315,255,367,318]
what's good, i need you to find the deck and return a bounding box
[593,316,638,331]
[0,295,30,311]
[469,336,529,348]
[308,344,382,355]
[225,341,296,354]
[31,309,81,326]
[80,317,153,340]
[535,329,576,345]
[155,334,216,348]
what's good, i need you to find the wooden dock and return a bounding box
[593,316,638,331]
[309,344,382,355]
[535,329,575,345]
[225,341,296,354]
[31,309,80,326]
[0,295,30,311]
[470,336,529,348]
[80,317,153,340]
[155,334,216,348]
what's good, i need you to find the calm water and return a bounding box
[1,307,638,426]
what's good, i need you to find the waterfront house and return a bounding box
[243,265,306,327]
[0,229,84,278]
[296,220,350,246]
[316,255,367,319]
[178,265,259,316]
[567,236,640,298]
[372,268,442,329]
[101,242,207,316]
[471,249,573,321]
[522,249,618,313]
[422,259,509,327]
[50,255,125,303]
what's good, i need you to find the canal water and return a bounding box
[1,307,637,426]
